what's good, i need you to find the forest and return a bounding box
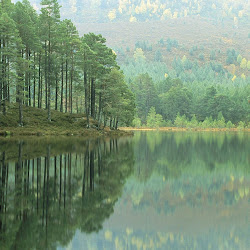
[114,35,249,128]
[123,60,249,128]
[0,0,249,131]
[0,0,135,130]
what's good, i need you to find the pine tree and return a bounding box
[0,12,21,114]
[40,0,61,121]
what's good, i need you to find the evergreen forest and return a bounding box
[0,0,135,130]
[122,57,249,128]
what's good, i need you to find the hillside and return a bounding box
[76,16,250,77]
[28,0,250,24]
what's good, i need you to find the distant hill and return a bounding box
[76,16,250,77]
[22,0,249,24]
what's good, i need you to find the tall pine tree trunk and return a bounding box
[40,75,43,109]
[1,39,6,114]
[33,52,36,107]
[25,47,29,106]
[55,72,58,110]
[90,78,95,118]
[98,93,102,128]
[17,61,23,126]
[60,61,64,112]
[38,53,41,108]
[28,49,31,106]
[2,51,7,115]
[45,41,48,109]
[65,59,68,113]
[115,118,118,130]
[0,38,2,113]
[84,70,89,128]
[28,50,31,106]
[70,66,73,113]
[47,32,51,122]
[76,95,79,113]
[7,58,10,102]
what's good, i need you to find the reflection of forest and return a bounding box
[0,137,134,249]
[108,132,250,249]
[134,131,249,181]
[130,132,250,208]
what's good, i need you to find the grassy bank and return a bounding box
[0,103,132,137]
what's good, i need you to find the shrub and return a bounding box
[199,53,204,61]
[201,116,213,128]
[226,121,234,129]
[237,121,245,130]
[174,113,188,128]
[210,50,216,60]
[132,116,141,128]
[187,115,199,128]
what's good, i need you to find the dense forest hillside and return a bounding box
[76,17,250,77]
[76,16,249,127]
[22,0,249,24]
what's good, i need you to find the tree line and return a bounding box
[0,0,135,128]
[130,73,249,128]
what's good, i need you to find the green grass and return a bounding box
[0,103,131,137]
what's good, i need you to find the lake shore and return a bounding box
[0,126,133,137]
[0,104,133,137]
[1,105,249,137]
[119,127,250,132]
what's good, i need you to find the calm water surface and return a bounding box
[0,132,249,249]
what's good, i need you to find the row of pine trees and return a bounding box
[0,0,135,128]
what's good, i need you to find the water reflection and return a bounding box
[0,137,134,249]
[0,132,249,249]
[116,131,249,249]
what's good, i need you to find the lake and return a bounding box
[0,131,249,249]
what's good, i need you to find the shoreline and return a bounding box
[0,127,133,138]
[119,127,250,132]
[1,126,249,137]
[0,126,249,137]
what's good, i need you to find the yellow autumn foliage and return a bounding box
[133,48,146,61]
[240,58,247,69]
[108,9,116,21]
[129,15,137,22]
[163,8,172,18]
[238,10,244,18]
[232,75,236,82]
[173,11,178,18]
[241,73,246,80]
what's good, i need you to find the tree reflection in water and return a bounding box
[0,137,134,249]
